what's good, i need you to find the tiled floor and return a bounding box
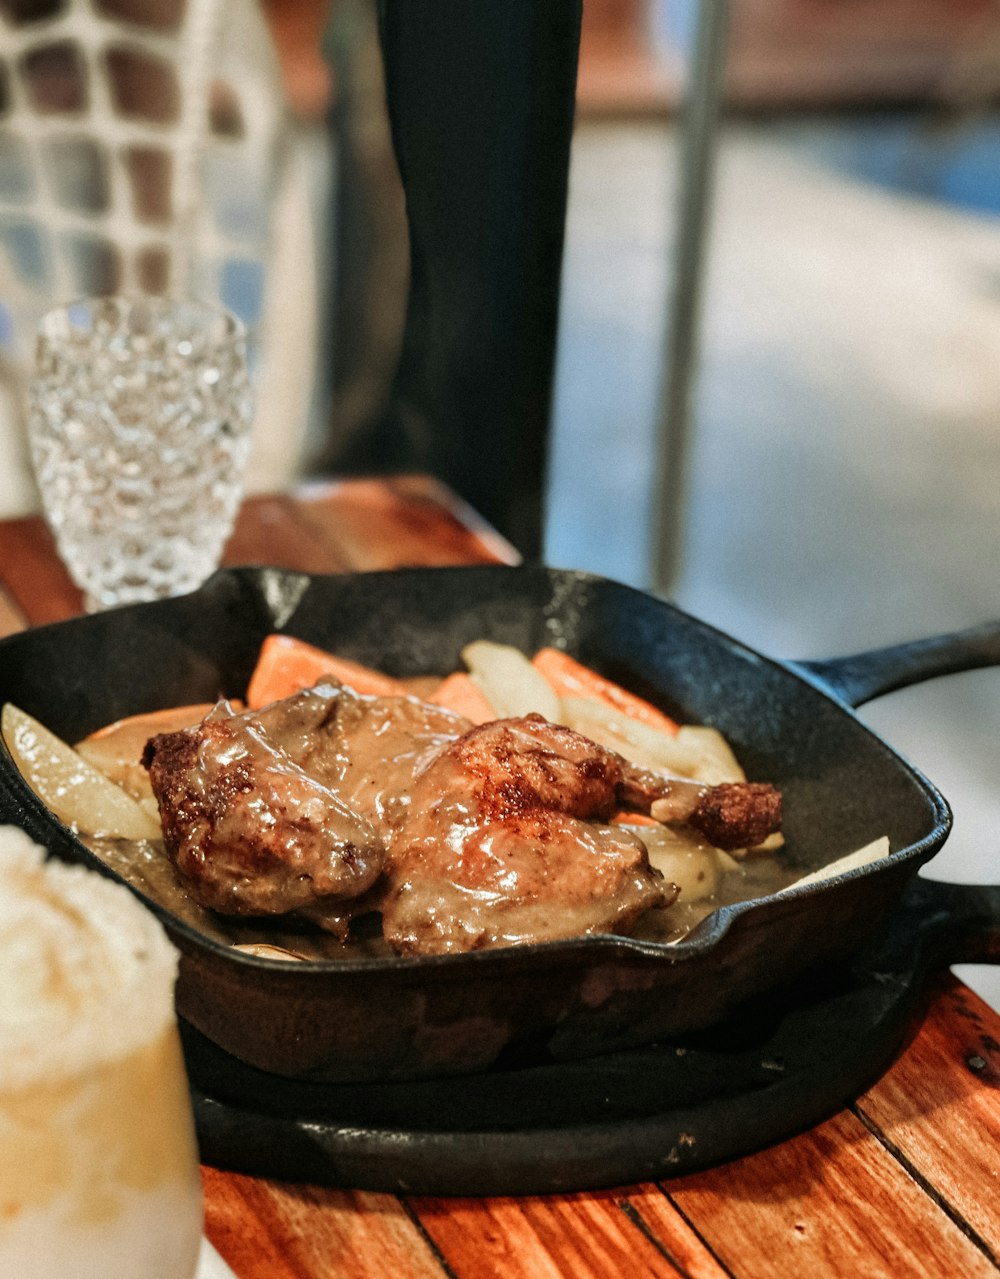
[546,115,1000,1009]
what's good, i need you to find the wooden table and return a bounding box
[1,477,998,1279]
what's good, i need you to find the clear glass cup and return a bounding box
[0,826,203,1278]
[28,295,254,612]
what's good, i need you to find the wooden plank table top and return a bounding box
[0,476,997,1279]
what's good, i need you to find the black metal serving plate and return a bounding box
[185,876,1000,1195]
[1,564,998,1191]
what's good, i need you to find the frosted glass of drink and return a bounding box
[0,827,203,1278]
[28,295,254,612]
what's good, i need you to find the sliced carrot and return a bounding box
[246,634,408,708]
[532,647,679,735]
[611,810,660,827]
[430,672,496,724]
[77,702,238,800]
[81,702,233,743]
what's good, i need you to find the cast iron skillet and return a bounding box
[0,564,997,1084]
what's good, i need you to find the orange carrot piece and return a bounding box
[611,811,660,827]
[77,702,243,798]
[532,647,679,734]
[246,634,408,708]
[82,702,235,742]
[430,672,496,724]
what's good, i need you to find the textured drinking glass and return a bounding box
[28,295,254,612]
[0,826,203,1278]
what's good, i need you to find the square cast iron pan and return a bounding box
[0,564,996,1084]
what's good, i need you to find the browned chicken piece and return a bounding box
[145,683,782,951]
[689,782,783,852]
[253,681,469,831]
[377,715,678,954]
[144,682,470,930]
[644,775,782,851]
[143,703,385,927]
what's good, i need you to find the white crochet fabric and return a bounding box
[0,0,315,513]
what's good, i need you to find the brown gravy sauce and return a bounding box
[80,674,795,958]
[84,835,392,959]
[83,825,795,961]
[637,846,798,943]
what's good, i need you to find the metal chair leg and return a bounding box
[651,0,731,595]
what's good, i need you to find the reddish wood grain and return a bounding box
[666,1107,998,1279]
[855,975,1000,1258]
[202,1168,445,1279]
[0,514,83,624]
[292,476,520,571]
[0,583,27,638]
[410,1186,729,1279]
[222,493,352,575]
[0,478,513,630]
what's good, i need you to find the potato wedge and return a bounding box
[779,836,890,892]
[561,697,745,784]
[76,702,221,801]
[666,726,746,785]
[2,703,162,841]
[231,943,306,961]
[626,822,721,903]
[460,640,562,722]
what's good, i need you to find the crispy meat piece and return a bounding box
[447,713,623,822]
[377,716,676,954]
[144,682,471,928]
[143,703,385,922]
[689,781,782,851]
[144,683,782,952]
[256,681,468,831]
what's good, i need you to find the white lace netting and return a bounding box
[0,0,314,512]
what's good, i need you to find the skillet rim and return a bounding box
[0,563,953,973]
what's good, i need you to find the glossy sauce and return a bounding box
[85,834,392,959]
[84,822,795,960]
[81,678,794,957]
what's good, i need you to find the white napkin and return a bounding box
[196,1237,240,1279]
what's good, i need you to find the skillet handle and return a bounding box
[793,619,1000,709]
[911,878,1000,968]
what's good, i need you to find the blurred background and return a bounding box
[547,0,1000,1011]
[1,0,998,1004]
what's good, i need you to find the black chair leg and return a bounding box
[323,0,581,561]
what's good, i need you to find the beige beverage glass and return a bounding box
[28,295,254,612]
[0,826,203,1278]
